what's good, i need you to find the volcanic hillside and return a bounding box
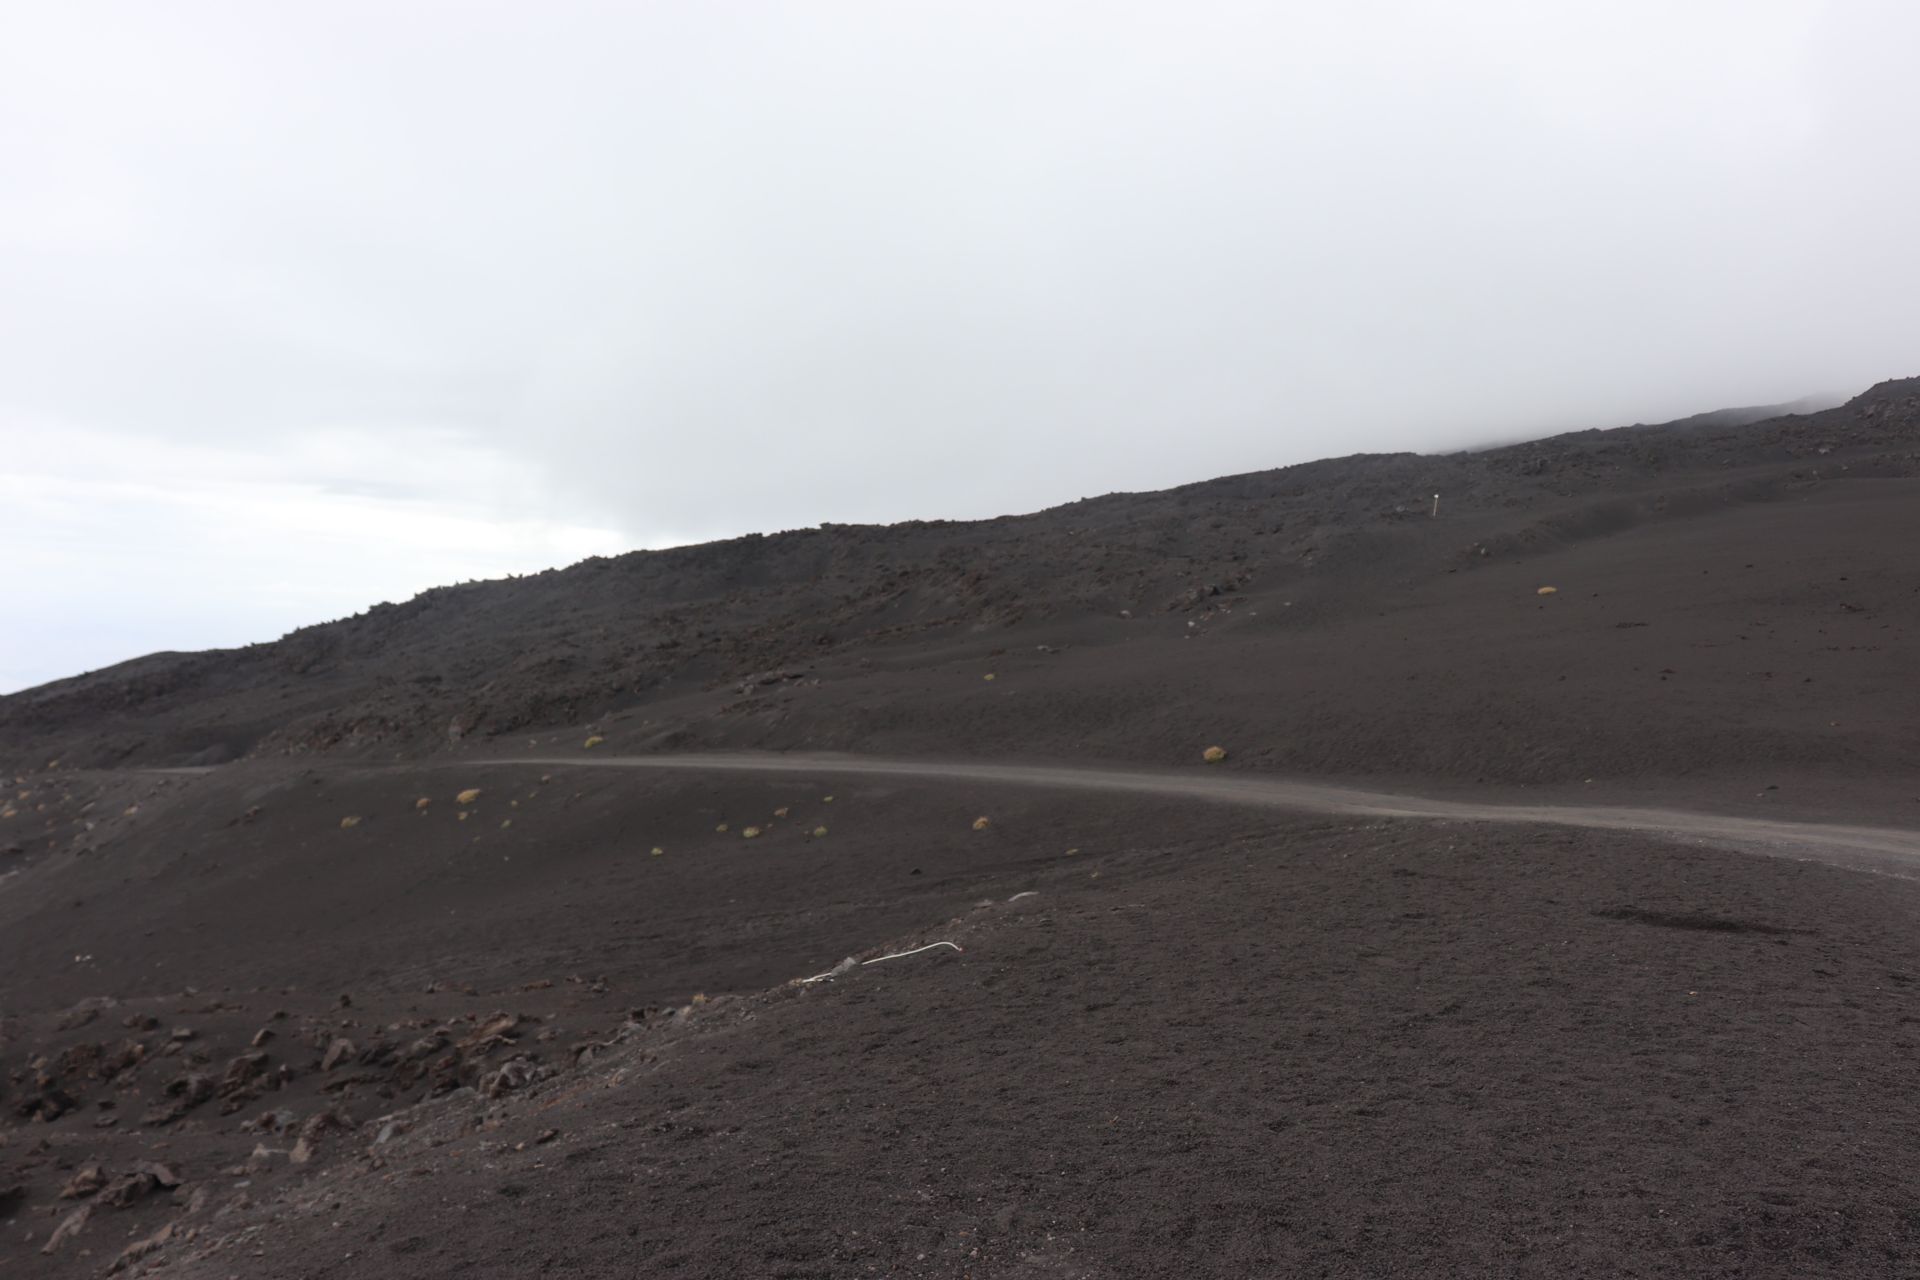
[5,380,1920,1279]
[4,380,1917,810]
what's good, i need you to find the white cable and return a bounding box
[862,940,963,965]
[800,939,963,984]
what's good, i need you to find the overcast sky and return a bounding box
[4,1,1916,692]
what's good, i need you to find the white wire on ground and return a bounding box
[799,940,963,984]
[864,940,963,965]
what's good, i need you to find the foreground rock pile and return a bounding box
[2,976,664,1270]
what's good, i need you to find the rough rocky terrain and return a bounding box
[4,380,1919,1277]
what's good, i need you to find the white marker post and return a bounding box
[1431,493,1440,518]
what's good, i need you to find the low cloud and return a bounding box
[0,420,633,691]
[3,1,1916,689]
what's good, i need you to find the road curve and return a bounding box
[489,752,1920,877]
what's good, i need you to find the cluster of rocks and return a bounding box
[306,1010,559,1102]
[36,1157,190,1263]
[5,998,601,1272]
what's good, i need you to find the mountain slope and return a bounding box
[7,378,1920,1278]
[3,379,1916,799]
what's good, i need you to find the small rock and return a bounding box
[459,1013,523,1051]
[143,1071,215,1125]
[401,1033,447,1062]
[320,1038,357,1072]
[254,1107,296,1135]
[41,1203,90,1255]
[59,1164,107,1199]
[100,1170,159,1208]
[220,1050,270,1093]
[110,1221,175,1273]
[481,1057,538,1099]
[139,1162,183,1189]
[298,1109,349,1142]
[56,996,117,1030]
[22,1080,76,1121]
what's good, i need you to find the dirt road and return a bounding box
[488,751,1920,876]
